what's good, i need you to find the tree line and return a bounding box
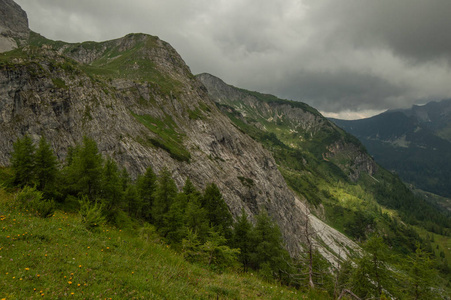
[9,136,290,279]
[7,135,445,298]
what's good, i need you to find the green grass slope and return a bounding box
[0,188,328,299]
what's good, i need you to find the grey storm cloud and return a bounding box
[14,0,451,119]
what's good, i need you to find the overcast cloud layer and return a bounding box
[14,0,451,119]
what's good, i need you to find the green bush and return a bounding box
[139,223,160,243]
[16,186,55,218]
[78,196,106,230]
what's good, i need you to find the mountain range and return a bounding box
[0,0,360,262]
[1,0,450,297]
[331,99,451,199]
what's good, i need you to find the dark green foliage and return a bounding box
[344,210,375,241]
[5,134,449,294]
[232,209,253,271]
[202,183,233,238]
[184,194,210,243]
[334,259,354,297]
[333,108,451,198]
[124,184,141,219]
[249,210,289,278]
[164,193,188,244]
[131,112,191,162]
[182,178,200,198]
[16,186,55,218]
[349,235,393,299]
[34,137,58,194]
[237,176,254,188]
[292,248,333,291]
[51,77,67,89]
[64,136,104,199]
[402,245,438,299]
[100,158,123,211]
[152,167,177,230]
[78,195,106,231]
[372,169,451,234]
[199,230,240,269]
[119,167,131,192]
[136,166,157,221]
[11,135,36,186]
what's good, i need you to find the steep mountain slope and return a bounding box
[331,99,451,198]
[197,73,377,199]
[0,0,28,52]
[197,73,451,255]
[0,0,362,262]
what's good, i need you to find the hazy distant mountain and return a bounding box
[331,99,451,197]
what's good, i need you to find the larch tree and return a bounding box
[34,136,58,193]
[11,135,36,187]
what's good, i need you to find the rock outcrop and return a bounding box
[0,0,29,52]
[197,73,377,182]
[0,0,360,263]
[0,35,315,254]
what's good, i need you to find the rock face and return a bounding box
[0,34,312,255]
[0,0,29,52]
[0,0,360,262]
[197,73,377,182]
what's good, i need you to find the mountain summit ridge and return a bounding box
[0,0,363,262]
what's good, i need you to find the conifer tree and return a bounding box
[34,136,58,193]
[232,208,253,271]
[350,235,392,299]
[164,192,188,244]
[64,136,103,199]
[164,178,201,244]
[405,245,437,299]
[202,183,233,238]
[200,229,240,268]
[119,167,130,192]
[100,157,123,211]
[182,178,201,199]
[11,135,36,186]
[125,184,141,218]
[137,166,157,221]
[152,167,177,230]
[249,209,288,278]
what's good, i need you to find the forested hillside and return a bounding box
[331,99,451,199]
[1,0,450,298]
[198,73,451,298]
[2,135,450,299]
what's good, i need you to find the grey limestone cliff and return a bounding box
[0,0,29,52]
[0,0,359,263]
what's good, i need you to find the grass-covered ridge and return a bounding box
[28,31,183,96]
[0,189,315,299]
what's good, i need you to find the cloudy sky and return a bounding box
[14,0,451,119]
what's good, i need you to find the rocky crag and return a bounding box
[0,0,29,52]
[197,73,377,183]
[0,0,359,262]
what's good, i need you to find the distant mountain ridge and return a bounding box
[331,99,451,197]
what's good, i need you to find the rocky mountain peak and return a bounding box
[0,0,29,52]
[0,2,360,265]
